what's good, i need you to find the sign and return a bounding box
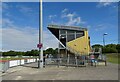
[37,43,43,49]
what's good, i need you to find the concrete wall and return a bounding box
[1,58,39,72]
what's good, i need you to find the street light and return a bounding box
[103,33,108,66]
[103,33,108,46]
[38,0,43,68]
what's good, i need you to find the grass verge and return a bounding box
[106,53,120,64]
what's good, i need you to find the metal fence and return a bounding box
[1,62,9,73]
[45,54,107,67]
[45,57,88,67]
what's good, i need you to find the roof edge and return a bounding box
[48,24,88,31]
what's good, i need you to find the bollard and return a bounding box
[105,61,107,66]
[38,60,40,68]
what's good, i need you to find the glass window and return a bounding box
[67,30,75,34]
[76,34,83,38]
[60,35,66,39]
[67,34,75,42]
[60,30,66,34]
[76,31,84,34]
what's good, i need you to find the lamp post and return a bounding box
[38,0,43,68]
[103,33,108,66]
[103,33,108,46]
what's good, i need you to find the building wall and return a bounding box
[67,31,90,55]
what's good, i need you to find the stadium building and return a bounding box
[47,25,106,66]
[47,24,91,57]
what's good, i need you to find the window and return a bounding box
[67,34,75,42]
[60,30,66,34]
[67,30,75,34]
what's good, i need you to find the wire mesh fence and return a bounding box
[45,57,89,67]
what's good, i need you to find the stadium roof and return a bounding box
[47,24,87,41]
[47,24,87,31]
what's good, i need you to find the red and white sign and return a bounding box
[37,43,43,49]
[90,55,95,59]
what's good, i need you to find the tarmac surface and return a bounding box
[1,62,119,80]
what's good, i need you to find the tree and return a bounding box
[103,44,117,53]
[92,44,103,52]
[116,44,120,53]
[3,50,16,56]
[105,44,116,49]
[102,47,117,53]
[92,44,118,53]
[45,48,54,55]
[24,49,39,56]
[52,48,58,58]
[43,48,58,58]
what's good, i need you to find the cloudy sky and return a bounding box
[1,2,118,51]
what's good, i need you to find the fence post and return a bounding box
[67,54,70,67]
[105,60,107,66]
[75,56,78,67]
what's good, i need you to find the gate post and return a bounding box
[75,56,78,67]
[67,54,70,67]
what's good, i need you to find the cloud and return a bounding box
[43,30,58,50]
[97,0,113,7]
[61,9,84,26]
[62,8,68,13]
[2,18,38,51]
[0,19,2,25]
[0,2,2,12]
[16,5,39,16]
[2,18,58,51]
[49,8,85,26]
[2,3,10,10]
[2,18,14,27]
[48,15,57,20]
[18,6,33,15]
[65,13,81,26]
[97,2,112,8]
[95,24,107,31]
[0,26,2,51]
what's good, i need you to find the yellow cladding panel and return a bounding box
[67,31,90,55]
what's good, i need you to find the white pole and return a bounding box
[39,0,43,68]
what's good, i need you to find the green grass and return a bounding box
[106,53,120,64]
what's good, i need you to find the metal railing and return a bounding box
[45,58,87,67]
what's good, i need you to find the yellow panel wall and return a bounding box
[67,31,90,55]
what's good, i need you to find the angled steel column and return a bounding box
[58,29,60,67]
[66,30,69,67]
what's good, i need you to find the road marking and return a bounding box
[15,76,22,80]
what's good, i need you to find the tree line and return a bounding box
[2,44,120,57]
[92,44,120,53]
[2,48,58,57]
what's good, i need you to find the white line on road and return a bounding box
[15,76,22,80]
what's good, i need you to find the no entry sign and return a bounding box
[37,43,43,49]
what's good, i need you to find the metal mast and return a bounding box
[38,0,43,68]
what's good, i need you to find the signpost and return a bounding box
[37,43,43,49]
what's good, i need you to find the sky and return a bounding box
[1,2,118,51]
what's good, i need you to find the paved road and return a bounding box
[2,62,118,80]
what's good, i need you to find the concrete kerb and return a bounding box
[0,66,23,77]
